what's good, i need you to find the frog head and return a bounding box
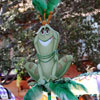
[37,24,56,45]
[35,24,60,55]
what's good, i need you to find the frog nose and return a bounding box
[44,34,47,38]
[44,30,47,35]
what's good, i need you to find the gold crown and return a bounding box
[38,10,53,25]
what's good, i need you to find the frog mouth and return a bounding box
[39,37,53,46]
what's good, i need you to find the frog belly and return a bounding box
[40,60,54,80]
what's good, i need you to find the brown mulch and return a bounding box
[4,80,28,99]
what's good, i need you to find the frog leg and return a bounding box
[50,54,58,80]
[56,55,73,78]
[38,64,45,79]
[25,62,39,82]
[37,64,47,84]
[50,62,58,80]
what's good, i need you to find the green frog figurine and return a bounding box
[25,24,73,83]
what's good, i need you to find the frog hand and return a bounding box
[49,75,57,81]
[38,77,46,85]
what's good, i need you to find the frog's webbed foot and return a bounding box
[49,75,57,81]
[38,77,46,85]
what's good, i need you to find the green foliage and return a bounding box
[0,48,11,72]
[52,13,100,68]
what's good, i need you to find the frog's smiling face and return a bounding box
[37,24,54,46]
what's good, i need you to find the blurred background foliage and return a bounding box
[0,0,100,83]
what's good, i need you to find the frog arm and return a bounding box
[38,63,44,80]
[34,25,45,53]
[34,36,40,53]
[53,31,60,51]
[50,54,58,80]
[24,62,39,82]
[56,55,73,78]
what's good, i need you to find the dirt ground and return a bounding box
[4,80,28,100]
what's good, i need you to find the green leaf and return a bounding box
[24,84,43,100]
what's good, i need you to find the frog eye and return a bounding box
[41,28,45,35]
[45,27,49,34]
